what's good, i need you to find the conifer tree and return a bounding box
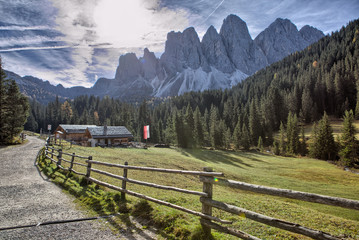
[5,80,29,141]
[286,112,300,154]
[279,122,286,155]
[309,112,336,160]
[0,58,28,144]
[224,127,231,149]
[194,106,204,147]
[241,124,250,150]
[300,126,307,155]
[339,110,357,166]
[257,136,264,152]
[273,140,280,155]
[301,88,314,123]
[185,104,195,148]
[0,58,9,144]
[249,100,261,145]
[233,118,242,150]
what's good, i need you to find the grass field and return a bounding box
[46,141,359,240]
[301,117,359,139]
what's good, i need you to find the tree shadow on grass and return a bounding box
[180,148,254,168]
[238,151,270,163]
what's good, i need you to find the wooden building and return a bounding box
[85,126,133,147]
[54,124,96,145]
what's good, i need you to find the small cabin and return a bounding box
[85,126,133,147]
[54,124,96,145]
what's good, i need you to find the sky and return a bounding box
[0,0,358,88]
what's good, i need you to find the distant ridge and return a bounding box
[7,15,324,104]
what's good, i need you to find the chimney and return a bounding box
[104,124,107,136]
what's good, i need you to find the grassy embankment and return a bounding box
[38,139,359,240]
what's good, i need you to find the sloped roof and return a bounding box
[59,124,97,134]
[87,126,133,139]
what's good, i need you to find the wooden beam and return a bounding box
[90,167,208,197]
[200,219,261,240]
[61,151,88,158]
[201,177,359,210]
[87,176,231,224]
[87,160,224,177]
[70,169,86,176]
[201,167,214,237]
[71,161,87,167]
[201,198,340,240]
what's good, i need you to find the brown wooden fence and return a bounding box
[42,139,359,240]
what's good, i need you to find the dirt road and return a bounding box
[0,136,123,239]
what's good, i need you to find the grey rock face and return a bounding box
[141,48,159,80]
[160,27,209,77]
[201,25,235,73]
[300,25,325,44]
[115,53,142,83]
[220,14,267,75]
[14,14,325,102]
[254,18,323,64]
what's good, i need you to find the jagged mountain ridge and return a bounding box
[99,15,324,98]
[9,15,324,103]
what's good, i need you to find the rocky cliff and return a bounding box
[12,14,324,102]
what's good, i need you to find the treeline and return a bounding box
[0,57,29,144]
[26,18,359,166]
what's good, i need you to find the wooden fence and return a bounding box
[42,139,359,240]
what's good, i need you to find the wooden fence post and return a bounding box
[57,149,62,167]
[86,156,92,184]
[69,153,75,171]
[121,161,128,201]
[201,167,213,237]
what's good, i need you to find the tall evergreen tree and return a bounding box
[194,106,204,147]
[309,112,337,160]
[184,104,195,148]
[279,122,286,155]
[286,112,300,154]
[241,124,250,150]
[339,110,357,166]
[5,80,29,141]
[301,88,314,123]
[233,118,242,150]
[249,100,261,145]
[0,57,9,144]
[0,58,28,144]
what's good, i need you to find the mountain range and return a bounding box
[6,15,324,104]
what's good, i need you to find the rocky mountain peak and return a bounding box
[300,25,325,44]
[141,48,159,80]
[115,53,142,83]
[220,14,267,75]
[201,25,234,73]
[254,17,317,64]
[271,18,299,34]
[160,27,209,77]
[220,14,251,41]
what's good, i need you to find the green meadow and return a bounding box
[41,142,359,240]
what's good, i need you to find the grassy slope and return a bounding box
[56,143,359,240]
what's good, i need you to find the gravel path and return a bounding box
[0,136,156,240]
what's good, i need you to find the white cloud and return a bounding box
[2,0,359,88]
[93,0,189,48]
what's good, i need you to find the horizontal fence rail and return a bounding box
[41,138,359,240]
[87,160,224,176]
[200,198,340,240]
[200,177,359,211]
[200,219,260,240]
[90,167,208,197]
[87,176,231,224]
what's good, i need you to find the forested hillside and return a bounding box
[26,18,359,152]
